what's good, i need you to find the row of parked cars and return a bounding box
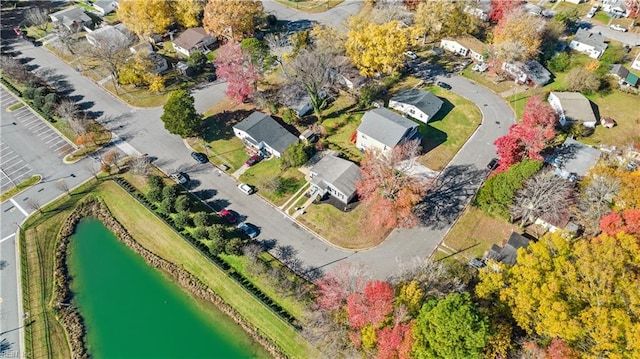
[175,151,260,238]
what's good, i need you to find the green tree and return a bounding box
[147,175,164,191]
[159,197,175,214]
[175,195,191,212]
[162,184,180,201]
[187,51,208,73]
[241,38,271,71]
[281,142,312,169]
[147,188,163,203]
[208,224,225,241]
[193,212,212,227]
[161,90,202,137]
[209,237,225,255]
[174,211,192,228]
[224,238,243,255]
[413,292,489,359]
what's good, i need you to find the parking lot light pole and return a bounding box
[1,168,17,187]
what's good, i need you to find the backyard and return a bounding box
[239,158,307,207]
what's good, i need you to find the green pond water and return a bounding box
[68,218,269,359]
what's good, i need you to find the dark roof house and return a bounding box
[233,112,298,158]
[49,7,92,31]
[172,27,217,57]
[486,232,530,265]
[389,89,444,124]
[548,137,601,180]
[309,154,361,205]
[356,108,421,153]
[502,59,552,87]
[610,64,638,87]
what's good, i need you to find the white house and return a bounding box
[49,7,92,32]
[309,153,361,205]
[632,53,640,71]
[356,108,420,154]
[602,0,630,17]
[548,92,598,128]
[172,27,217,57]
[93,0,118,15]
[233,112,298,158]
[440,36,487,63]
[388,89,443,124]
[561,0,585,4]
[569,29,608,59]
[502,59,552,87]
[86,24,133,47]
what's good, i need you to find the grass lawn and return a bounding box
[1,175,41,202]
[298,202,391,249]
[102,82,172,108]
[462,67,516,94]
[584,91,640,147]
[418,85,483,171]
[7,102,23,111]
[98,181,312,357]
[239,158,306,207]
[593,12,611,25]
[440,206,519,261]
[322,107,364,164]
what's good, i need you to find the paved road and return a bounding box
[262,0,363,31]
[587,23,640,46]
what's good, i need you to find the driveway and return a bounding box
[262,0,363,31]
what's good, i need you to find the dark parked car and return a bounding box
[436,81,452,90]
[245,154,262,167]
[237,223,259,239]
[206,73,217,82]
[218,208,237,224]
[191,152,208,163]
[487,158,499,171]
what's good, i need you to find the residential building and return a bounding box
[632,53,640,71]
[602,0,630,17]
[172,27,217,57]
[388,89,443,124]
[333,56,366,90]
[49,7,92,32]
[610,64,639,87]
[309,153,361,205]
[548,92,598,127]
[502,59,552,87]
[356,108,421,153]
[86,24,133,47]
[569,29,608,59]
[486,232,530,265]
[464,3,489,21]
[233,112,298,158]
[562,0,585,4]
[440,36,487,63]
[93,0,118,15]
[548,137,602,180]
[535,213,579,233]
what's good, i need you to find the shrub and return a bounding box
[281,142,313,169]
[159,197,175,214]
[225,238,244,255]
[209,237,225,255]
[147,188,163,202]
[175,195,191,212]
[548,52,570,72]
[358,84,383,107]
[193,227,208,240]
[208,224,225,241]
[282,108,297,125]
[174,211,192,227]
[193,212,212,227]
[22,85,36,100]
[162,184,180,201]
[147,175,164,191]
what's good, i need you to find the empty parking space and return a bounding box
[0,141,33,191]
[1,88,74,158]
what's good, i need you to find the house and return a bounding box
[610,64,639,87]
[440,36,487,63]
[93,0,118,15]
[502,59,552,87]
[464,3,489,21]
[632,53,640,71]
[548,92,598,127]
[388,89,443,124]
[569,29,608,59]
[175,61,195,76]
[49,7,92,32]
[233,112,298,158]
[548,137,602,180]
[535,213,579,234]
[333,56,366,90]
[86,24,133,47]
[486,232,530,265]
[309,153,361,205]
[282,90,313,117]
[172,27,217,57]
[147,52,169,74]
[602,0,630,17]
[562,0,585,4]
[356,108,421,153]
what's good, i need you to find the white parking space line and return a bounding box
[9,198,29,216]
[2,155,20,164]
[5,164,30,176]
[0,233,16,244]
[14,112,32,120]
[47,137,64,145]
[26,123,47,131]
[42,132,58,141]
[3,161,26,172]
[36,129,54,137]
[22,118,39,126]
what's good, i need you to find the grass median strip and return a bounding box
[1,175,41,203]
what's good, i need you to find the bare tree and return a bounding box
[395,258,468,298]
[575,175,620,235]
[80,32,134,89]
[264,33,290,73]
[25,8,49,32]
[55,179,71,195]
[302,308,359,358]
[51,25,82,55]
[0,56,30,83]
[103,150,121,171]
[511,171,576,227]
[85,161,100,180]
[129,156,151,177]
[371,2,414,24]
[284,46,337,120]
[26,198,42,214]
[55,99,78,119]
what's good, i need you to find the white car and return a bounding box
[170,172,188,184]
[610,24,627,32]
[237,183,254,195]
[587,9,596,18]
[404,51,418,60]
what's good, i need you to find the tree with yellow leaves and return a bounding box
[345,17,409,77]
[413,1,479,45]
[202,0,263,41]
[396,280,424,316]
[492,9,546,62]
[117,0,173,39]
[478,231,640,358]
[172,0,204,28]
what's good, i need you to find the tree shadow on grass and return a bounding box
[419,125,447,153]
[201,109,254,142]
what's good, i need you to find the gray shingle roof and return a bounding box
[390,89,444,120]
[357,108,419,148]
[310,155,361,199]
[50,7,91,26]
[611,64,629,79]
[486,232,529,265]
[521,59,552,87]
[233,112,298,154]
[551,137,601,178]
[173,27,210,51]
[572,28,607,53]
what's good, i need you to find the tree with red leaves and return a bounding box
[356,140,428,229]
[489,0,523,22]
[346,280,395,330]
[626,0,639,20]
[377,323,413,359]
[521,96,558,139]
[547,338,579,359]
[315,263,370,311]
[599,209,640,237]
[214,41,261,103]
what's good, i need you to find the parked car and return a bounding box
[206,73,217,82]
[404,51,418,60]
[12,27,22,36]
[169,172,188,184]
[587,9,596,17]
[237,222,259,239]
[468,258,486,269]
[610,24,627,32]
[245,154,262,167]
[487,158,499,171]
[191,152,208,163]
[237,183,254,195]
[436,81,452,90]
[218,208,237,224]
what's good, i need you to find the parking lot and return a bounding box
[0,140,33,191]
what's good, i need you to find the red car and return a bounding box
[13,27,22,36]
[218,208,237,224]
[245,154,262,167]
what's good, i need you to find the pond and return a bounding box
[68,218,269,358]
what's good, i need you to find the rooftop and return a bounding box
[233,112,298,155]
[572,28,608,53]
[520,59,552,86]
[358,108,419,148]
[173,27,211,50]
[486,232,530,265]
[310,154,361,199]
[550,92,597,125]
[550,137,602,178]
[390,89,444,121]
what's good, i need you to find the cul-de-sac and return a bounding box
[1,0,639,358]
